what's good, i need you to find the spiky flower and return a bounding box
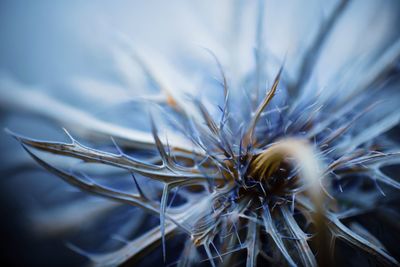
[2,1,400,266]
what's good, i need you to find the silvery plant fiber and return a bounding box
[1,0,400,266]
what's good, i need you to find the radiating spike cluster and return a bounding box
[2,1,400,267]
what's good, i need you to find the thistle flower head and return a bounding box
[1,1,400,267]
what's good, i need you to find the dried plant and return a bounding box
[2,0,400,266]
